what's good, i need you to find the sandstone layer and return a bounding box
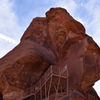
[0,8,100,100]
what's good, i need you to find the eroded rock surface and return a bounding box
[0,8,100,100]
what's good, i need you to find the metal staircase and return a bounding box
[21,65,69,100]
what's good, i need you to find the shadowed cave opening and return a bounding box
[0,93,3,100]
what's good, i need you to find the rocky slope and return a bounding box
[0,8,100,100]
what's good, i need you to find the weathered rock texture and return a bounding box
[0,8,100,100]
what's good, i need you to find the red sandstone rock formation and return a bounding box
[0,8,100,100]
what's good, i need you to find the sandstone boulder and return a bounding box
[0,8,100,100]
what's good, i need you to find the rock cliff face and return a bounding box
[0,8,100,100]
